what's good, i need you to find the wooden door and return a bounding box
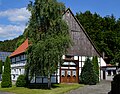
[61,69,78,83]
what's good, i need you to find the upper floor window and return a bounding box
[16,56,20,62]
[21,54,26,60]
[108,70,111,76]
[11,58,15,63]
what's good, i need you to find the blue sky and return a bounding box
[0,0,120,41]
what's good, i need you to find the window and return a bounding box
[21,55,26,60]
[13,74,15,79]
[63,62,69,65]
[61,70,65,77]
[16,56,20,62]
[72,71,76,77]
[19,69,21,74]
[67,70,71,77]
[69,62,76,65]
[12,58,15,63]
[66,11,70,16]
[108,70,111,76]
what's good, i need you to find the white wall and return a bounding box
[100,57,106,67]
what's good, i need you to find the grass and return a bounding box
[0,83,83,94]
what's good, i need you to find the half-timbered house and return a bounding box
[10,8,106,83]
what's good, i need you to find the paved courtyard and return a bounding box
[65,80,111,94]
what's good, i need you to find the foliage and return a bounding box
[16,75,26,87]
[110,74,120,94]
[1,57,12,88]
[76,12,120,64]
[0,35,23,52]
[92,56,99,83]
[15,35,26,49]
[80,57,97,85]
[25,0,71,88]
[0,60,2,74]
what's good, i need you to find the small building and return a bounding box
[10,39,28,81]
[10,8,106,83]
[101,64,118,81]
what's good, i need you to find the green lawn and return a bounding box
[0,84,83,94]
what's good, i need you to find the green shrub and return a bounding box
[0,60,2,74]
[92,56,99,83]
[80,57,97,85]
[1,57,12,88]
[16,75,26,87]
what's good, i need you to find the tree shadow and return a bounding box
[27,83,60,89]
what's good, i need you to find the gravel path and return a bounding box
[65,80,111,94]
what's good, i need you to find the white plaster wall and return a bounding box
[74,56,78,60]
[79,62,81,67]
[100,70,103,80]
[82,56,86,61]
[79,68,82,76]
[100,58,106,67]
[79,56,81,61]
[62,55,65,59]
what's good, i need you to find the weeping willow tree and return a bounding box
[25,0,71,89]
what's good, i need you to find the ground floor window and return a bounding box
[108,70,111,76]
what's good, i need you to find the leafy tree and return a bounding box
[80,57,97,85]
[76,11,120,65]
[0,35,23,52]
[0,60,2,74]
[1,57,12,88]
[92,56,99,83]
[0,60,2,81]
[110,74,120,94]
[25,0,71,89]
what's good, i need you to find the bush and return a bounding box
[16,75,26,87]
[110,74,120,94]
[80,57,97,85]
[1,57,12,88]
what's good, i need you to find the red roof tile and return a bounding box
[10,39,28,57]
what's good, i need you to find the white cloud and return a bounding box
[0,7,30,22]
[0,24,26,40]
[0,7,30,40]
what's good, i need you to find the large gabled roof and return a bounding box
[64,8,102,57]
[10,39,28,57]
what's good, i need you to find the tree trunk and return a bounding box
[48,73,51,89]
